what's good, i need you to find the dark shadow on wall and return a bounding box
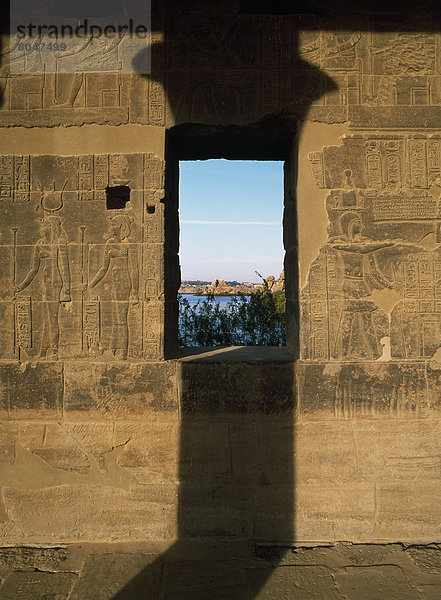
[111,2,334,598]
[1,0,439,598]
[0,1,9,108]
[110,348,297,600]
[111,1,441,596]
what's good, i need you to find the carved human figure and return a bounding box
[15,216,71,358]
[54,34,125,107]
[89,212,139,359]
[0,34,32,98]
[329,212,393,359]
[368,32,434,105]
[300,32,363,70]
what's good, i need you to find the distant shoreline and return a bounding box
[179,292,250,297]
[179,272,284,296]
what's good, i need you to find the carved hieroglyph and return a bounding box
[2,15,441,127]
[303,133,441,361]
[0,153,164,362]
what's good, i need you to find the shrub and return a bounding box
[178,289,286,347]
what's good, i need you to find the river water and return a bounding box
[179,294,251,310]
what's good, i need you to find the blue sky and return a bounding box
[179,160,284,283]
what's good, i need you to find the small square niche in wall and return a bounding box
[106,185,131,210]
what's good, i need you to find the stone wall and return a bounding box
[2,1,441,598]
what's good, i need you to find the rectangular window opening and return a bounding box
[178,159,287,350]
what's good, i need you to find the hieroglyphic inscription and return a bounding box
[148,79,165,125]
[0,156,13,201]
[14,156,30,202]
[312,135,441,192]
[144,194,164,243]
[144,154,164,190]
[15,297,32,350]
[428,140,441,185]
[94,155,109,200]
[0,156,30,202]
[84,299,100,353]
[143,245,163,301]
[365,141,382,188]
[385,152,401,188]
[372,195,438,221]
[110,155,130,186]
[1,152,163,362]
[409,139,428,189]
[78,156,93,201]
[144,155,165,245]
[392,255,441,357]
[143,303,161,359]
[79,155,128,200]
[308,152,325,189]
[395,256,441,310]
[304,250,329,360]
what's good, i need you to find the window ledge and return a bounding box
[175,346,295,364]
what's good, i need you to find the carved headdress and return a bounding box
[35,179,68,218]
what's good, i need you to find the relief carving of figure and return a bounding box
[89,212,139,359]
[14,215,71,358]
[300,31,363,70]
[329,212,393,359]
[367,32,434,105]
[54,34,125,107]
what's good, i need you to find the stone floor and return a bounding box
[1,540,441,599]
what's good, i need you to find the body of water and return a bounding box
[179,294,251,310]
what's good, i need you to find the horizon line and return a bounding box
[181,220,280,225]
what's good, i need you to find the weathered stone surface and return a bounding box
[179,483,254,538]
[64,362,178,419]
[295,421,358,483]
[0,571,76,600]
[351,420,441,481]
[416,584,441,600]
[163,556,249,600]
[114,423,179,483]
[231,416,293,486]
[19,424,90,474]
[293,483,376,541]
[376,482,441,539]
[250,565,342,600]
[0,153,165,362]
[0,546,67,571]
[4,5,441,597]
[61,424,114,472]
[406,545,441,574]
[3,484,177,541]
[0,363,62,418]
[179,420,232,483]
[0,541,441,598]
[179,360,295,414]
[296,362,428,417]
[70,552,161,600]
[336,543,405,566]
[426,366,441,413]
[0,424,18,464]
[333,565,421,600]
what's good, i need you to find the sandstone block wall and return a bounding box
[1,1,441,597]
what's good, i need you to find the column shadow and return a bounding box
[113,5,337,598]
[113,1,441,597]
[111,347,296,599]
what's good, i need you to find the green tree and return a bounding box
[178,289,286,347]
